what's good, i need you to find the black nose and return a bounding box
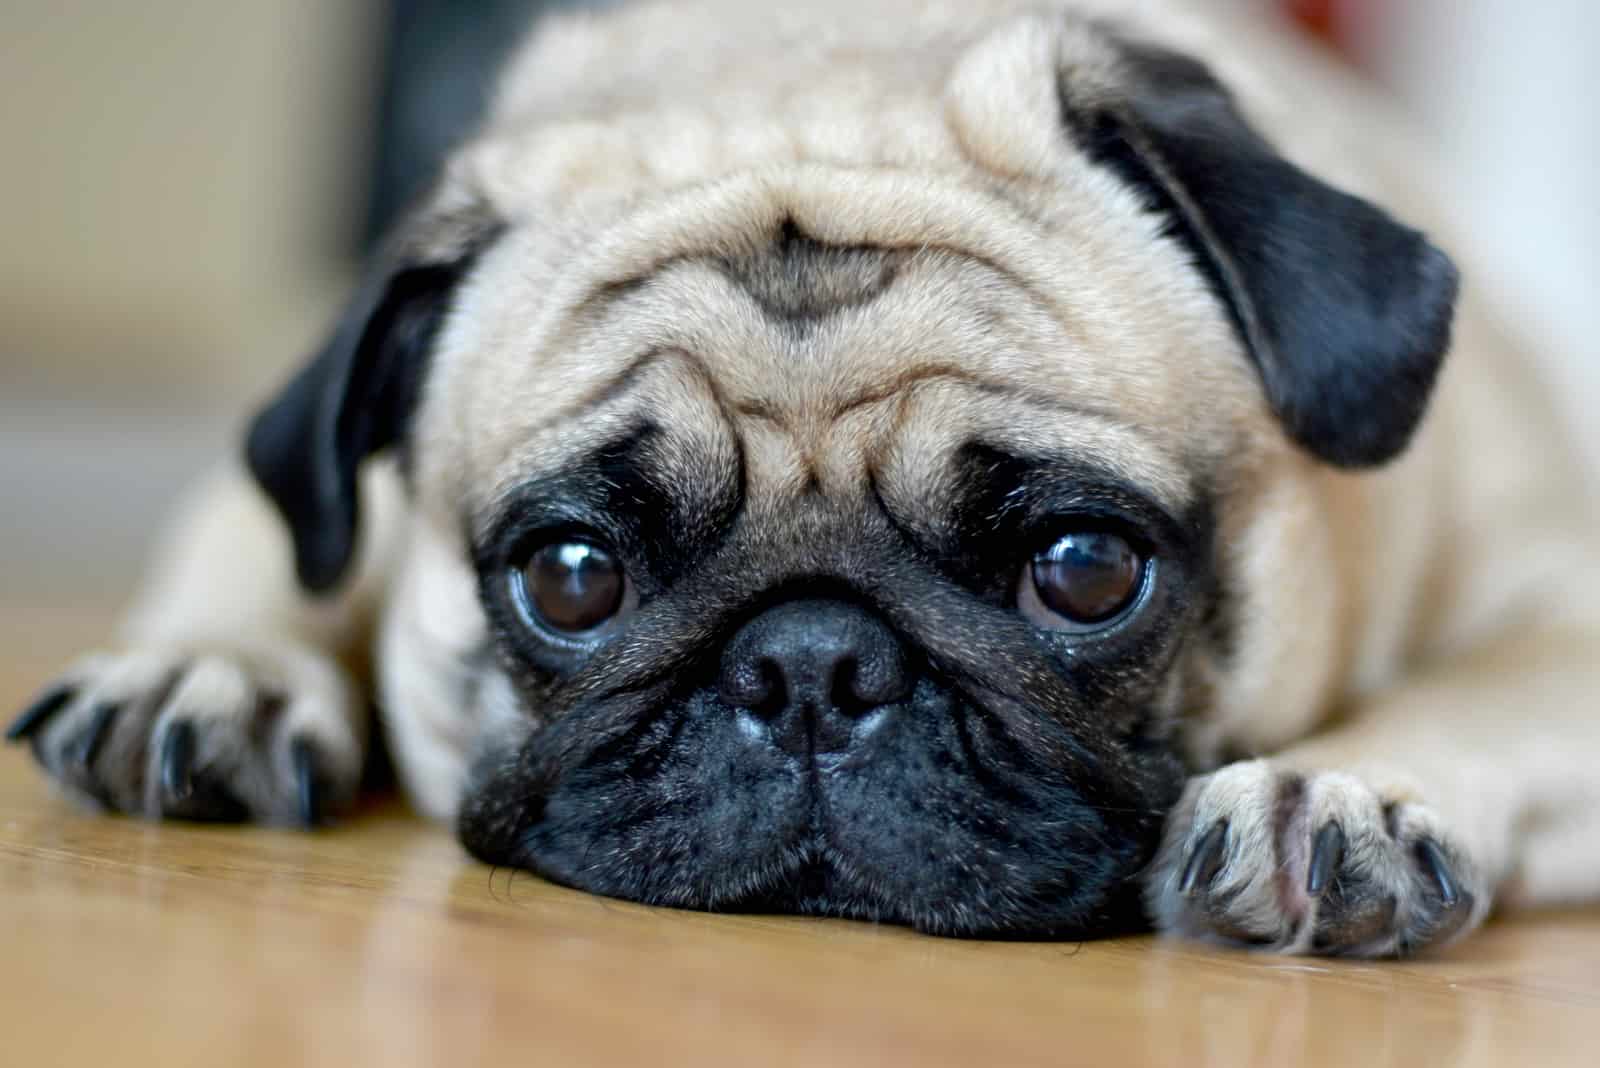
[719,598,913,756]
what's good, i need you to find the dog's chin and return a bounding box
[458,680,1181,939]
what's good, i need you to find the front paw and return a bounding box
[6,643,364,827]
[1146,761,1488,957]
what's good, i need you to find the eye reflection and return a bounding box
[518,541,627,634]
[1023,531,1145,627]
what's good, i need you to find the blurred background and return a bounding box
[1,0,1595,655]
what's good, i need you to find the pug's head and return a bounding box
[245,15,1456,936]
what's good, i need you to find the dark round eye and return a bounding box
[516,541,628,634]
[1023,531,1146,627]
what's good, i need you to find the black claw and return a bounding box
[6,684,75,743]
[1415,838,1460,908]
[72,703,120,772]
[1307,821,1346,897]
[160,721,197,801]
[291,737,324,829]
[1180,821,1229,897]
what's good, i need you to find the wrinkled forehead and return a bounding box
[423,176,1253,537]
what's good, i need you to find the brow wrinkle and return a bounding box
[543,346,743,458]
[830,367,1125,429]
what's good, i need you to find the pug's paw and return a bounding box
[6,643,364,827]
[1146,760,1487,957]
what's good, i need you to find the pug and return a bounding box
[9,0,1599,958]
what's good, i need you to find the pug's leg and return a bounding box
[1148,628,1600,956]
[6,461,400,826]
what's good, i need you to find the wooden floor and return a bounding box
[4,606,1599,1067]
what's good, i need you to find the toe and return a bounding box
[1414,837,1459,908]
[64,702,124,806]
[70,702,120,774]
[153,719,251,823]
[1313,891,1398,954]
[1404,837,1476,950]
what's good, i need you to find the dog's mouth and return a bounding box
[457,676,1181,939]
[673,831,1155,940]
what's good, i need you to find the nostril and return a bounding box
[751,658,788,718]
[830,657,863,713]
[834,648,911,713]
[721,656,786,716]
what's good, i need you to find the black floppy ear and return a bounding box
[1063,38,1460,467]
[245,208,500,593]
